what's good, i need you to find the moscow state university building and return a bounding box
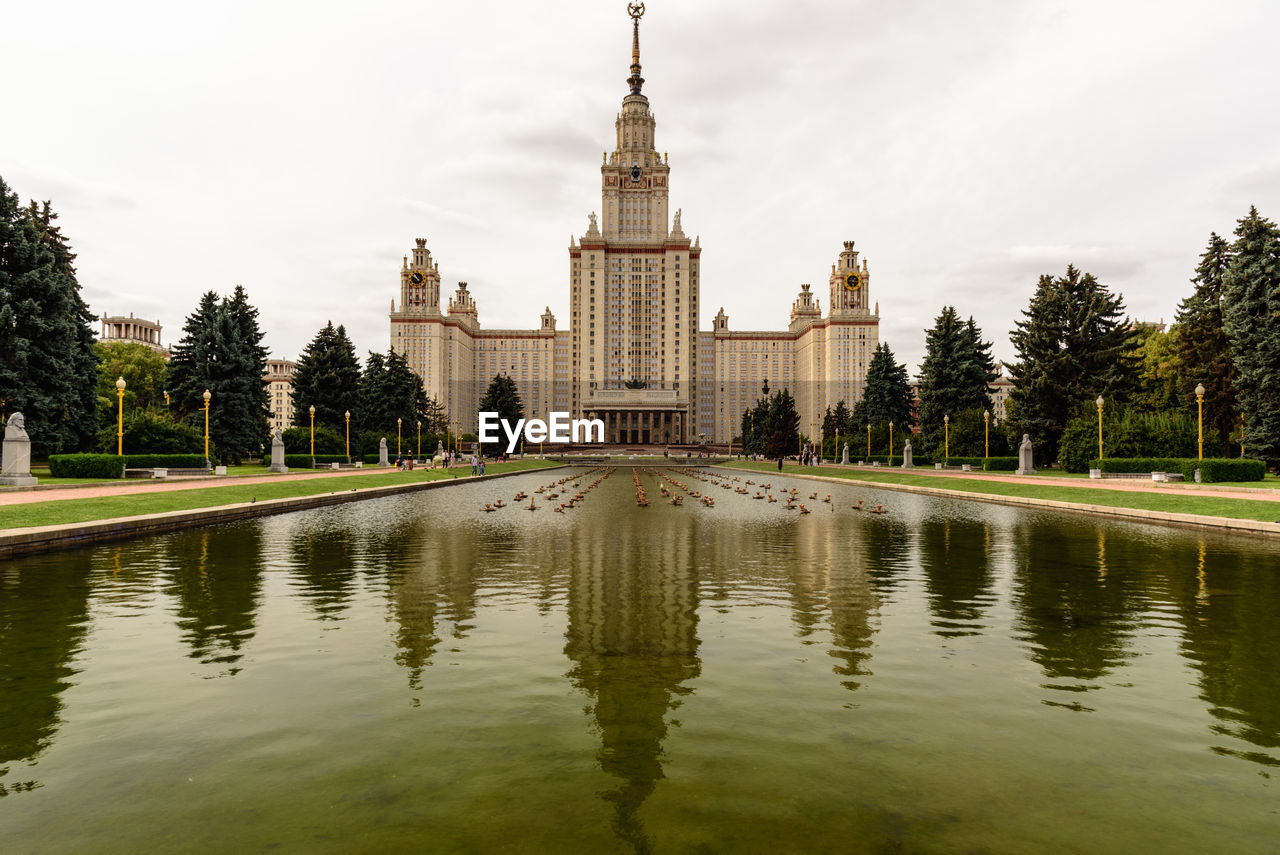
[388,9,880,444]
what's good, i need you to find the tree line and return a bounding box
[821,205,1279,468]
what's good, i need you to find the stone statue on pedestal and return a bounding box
[378,437,389,467]
[841,442,849,465]
[268,428,288,473]
[1,413,39,486]
[1016,434,1036,475]
[901,440,914,469]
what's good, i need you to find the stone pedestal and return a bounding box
[1015,434,1036,476]
[268,428,288,473]
[0,412,38,486]
[378,438,389,467]
[901,441,914,469]
[841,443,849,465]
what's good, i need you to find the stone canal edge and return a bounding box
[0,466,565,559]
[713,465,1280,538]
[5,462,1278,558]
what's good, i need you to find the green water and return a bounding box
[1,466,1277,853]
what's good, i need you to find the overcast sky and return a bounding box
[6,0,1279,373]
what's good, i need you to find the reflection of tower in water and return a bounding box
[562,505,702,853]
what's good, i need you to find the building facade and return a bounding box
[264,359,298,434]
[100,312,168,356]
[389,8,879,443]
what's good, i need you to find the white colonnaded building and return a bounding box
[389,6,880,445]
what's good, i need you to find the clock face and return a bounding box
[843,272,863,292]
[630,165,642,181]
[410,271,425,286]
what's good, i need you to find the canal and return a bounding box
[1,466,1277,853]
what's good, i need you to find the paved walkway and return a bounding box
[0,466,459,506]
[738,462,1280,504]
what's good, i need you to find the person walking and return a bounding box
[777,456,784,472]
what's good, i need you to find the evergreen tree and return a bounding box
[1007,265,1139,464]
[423,395,448,434]
[208,287,270,463]
[861,343,915,431]
[166,291,222,416]
[477,373,524,457]
[355,351,388,435]
[763,387,801,459]
[0,183,100,455]
[916,307,997,456]
[166,286,270,463]
[1173,232,1238,456]
[355,350,430,441]
[290,321,362,430]
[1221,207,1280,463]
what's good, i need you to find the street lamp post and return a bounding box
[163,389,169,407]
[417,420,422,460]
[203,390,212,466]
[1195,383,1206,461]
[1096,396,1105,461]
[867,423,871,459]
[345,411,351,461]
[115,377,126,456]
[944,414,950,461]
[309,405,316,458]
[984,410,990,459]
[397,418,402,458]
[888,421,894,466]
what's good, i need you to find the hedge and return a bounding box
[282,454,355,469]
[124,454,207,469]
[983,457,1020,471]
[1092,458,1190,475]
[858,454,933,466]
[1189,458,1266,482]
[1090,457,1266,483]
[48,454,125,479]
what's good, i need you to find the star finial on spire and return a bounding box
[627,3,646,95]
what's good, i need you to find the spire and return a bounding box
[627,3,646,95]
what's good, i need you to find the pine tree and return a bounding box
[1221,207,1280,463]
[1173,232,1238,456]
[477,373,524,456]
[355,351,388,434]
[916,308,997,456]
[354,350,430,439]
[861,343,915,431]
[207,287,270,463]
[166,291,222,416]
[290,321,362,430]
[0,181,100,455]
[166,287,270,463]
[763,387,801,459]
[1007,265,1139,464]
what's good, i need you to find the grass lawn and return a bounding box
[715,461,1280,523]
[1,459,559,530]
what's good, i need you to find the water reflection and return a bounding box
[1172,539,1280,766]
[160,524,264,675]
[563,503,701,854]
[287,515,360,621]
[918,517,996,639]
[0,554,92,796]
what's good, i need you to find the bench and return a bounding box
[125,467,213,479]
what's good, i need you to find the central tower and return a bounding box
[568,3,702,444]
